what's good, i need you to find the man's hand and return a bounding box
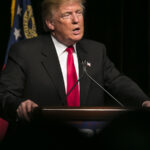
[16,99,38,121]
[142,100,150,108]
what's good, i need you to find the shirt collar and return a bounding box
[51,35,77,56]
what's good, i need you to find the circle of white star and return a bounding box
[17,5,22,15]
[14,28,21,40]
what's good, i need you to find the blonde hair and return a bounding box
[41,0,86,32]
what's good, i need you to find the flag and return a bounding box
[2,0,38,70]
[0,118,8,141]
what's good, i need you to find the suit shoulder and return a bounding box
[11,35,46,49]
[78,38,106,52]
[80,38,106,48]
[9,34,48,56]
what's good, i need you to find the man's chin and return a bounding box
[64,35,83,46]
[72,35,83,42]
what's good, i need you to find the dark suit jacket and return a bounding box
[0,34,149,120]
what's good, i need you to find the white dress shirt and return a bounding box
[51,35,79,93]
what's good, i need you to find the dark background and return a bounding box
[0,0,150,96]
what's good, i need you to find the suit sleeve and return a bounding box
[0,44,26,121]
[102,45,150,107]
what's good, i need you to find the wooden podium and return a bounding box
[32,106,132,138]
[33,106,130,121]
[30,107,150,149]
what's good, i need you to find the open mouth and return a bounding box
[73,27,80,34]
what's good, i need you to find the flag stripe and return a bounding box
[11,0,16,27]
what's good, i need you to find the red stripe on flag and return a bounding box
[0,118,8,141]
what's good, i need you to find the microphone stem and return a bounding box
[66,79,80,97]
[66,71,85,97]
[84,68,125,108]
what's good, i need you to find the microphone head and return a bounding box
[82,60,87,72]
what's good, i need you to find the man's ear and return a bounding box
[45,19,55,31]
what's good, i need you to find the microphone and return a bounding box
[66,69,85,97]
[82,60,125,108]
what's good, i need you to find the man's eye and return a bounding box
[62,13,71,18]
[76,10,83,15]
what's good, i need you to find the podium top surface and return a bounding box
[33,106,131,121]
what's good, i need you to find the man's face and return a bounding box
[46,2,84,46]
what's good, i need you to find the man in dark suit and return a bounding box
[0,0,150,123]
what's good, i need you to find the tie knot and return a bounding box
[66,46,74,54]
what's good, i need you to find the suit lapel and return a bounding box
[40,36,92,106]
[41,35,67,105]
[76,42,91,106]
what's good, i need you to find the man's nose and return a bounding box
[72,13,79,24]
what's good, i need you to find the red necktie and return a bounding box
[66,46,80,107]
